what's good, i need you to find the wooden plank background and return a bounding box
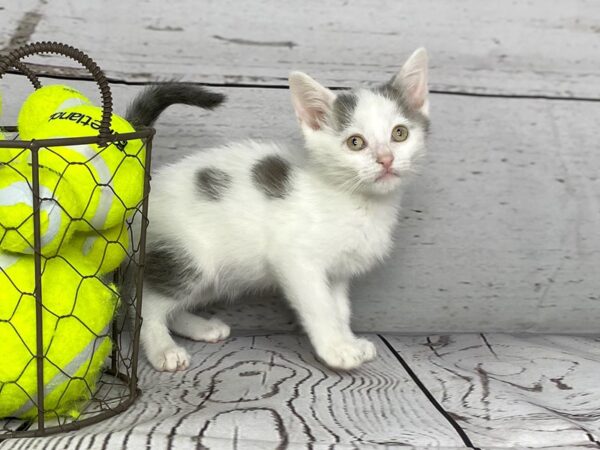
[387,334,600,448]
[1,0,599,333]
[3,0,600,97]
[2,333,599,448]
[2,2,600,447]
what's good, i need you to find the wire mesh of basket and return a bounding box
[0,41,153,438]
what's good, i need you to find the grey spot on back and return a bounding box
[144,241,202,299]
[331,92,358,130]
[196,167,232,200]
[252,155,292,199]
[372,84,430,131]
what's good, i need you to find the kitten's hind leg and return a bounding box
[140,289,191,372]
[169,310,231,343]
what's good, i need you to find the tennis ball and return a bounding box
[0,163,81,256]
[0,131,15,164]
[62,223,130,276]
[0,133,28,165]
[0,252,118,419]
[31,105,146,231]
[17,85,90,140]
[0,146,28,165]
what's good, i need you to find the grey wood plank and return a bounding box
[385,334,600,448]
[0,0,41,51]
[3,0,600,97]
[3,333,598,449]
[0,334,470,449]
[1,75,600,333]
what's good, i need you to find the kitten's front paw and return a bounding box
[147,345,191,372]
[317,338,377,370]
[355,337,377,360]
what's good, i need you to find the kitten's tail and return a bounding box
[125,83,225,128]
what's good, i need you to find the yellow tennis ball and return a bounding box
[0,146,28,165]
[0,163,81,256]
[62,223,130,276]
[0,131,22,164]
[31,105,146,231]
[0,252,118,419]
[20,143,103,229]
[17,85,91,140]
[0,135,28,165]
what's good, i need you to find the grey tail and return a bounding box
[125,83,225,127]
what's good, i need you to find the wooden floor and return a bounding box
[2,333,600,449]
[2,1,600,448]
[2,0,600,333]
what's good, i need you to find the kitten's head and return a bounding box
[289,48,429,196]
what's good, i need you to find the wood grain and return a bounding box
[3,0,600,98]
[3,333,599,448]
[1,3,599,448]
[1,334,471,448]
[1,75,600,333]
[385,334,600,448]
[0,0,41,51]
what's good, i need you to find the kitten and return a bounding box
[127,48,430,372]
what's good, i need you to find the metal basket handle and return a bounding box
[0,41,114,144]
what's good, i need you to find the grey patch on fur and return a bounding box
[144,242,202,300]
[252,155,292,199]
[372,83,430,131]
[331,92,358,130]
[196,167,232,200]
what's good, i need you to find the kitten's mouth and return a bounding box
[375,170,399,182]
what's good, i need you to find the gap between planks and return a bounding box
[5,64,600,103]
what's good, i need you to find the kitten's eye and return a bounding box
[346,135,366,151]
[392,125,409,142]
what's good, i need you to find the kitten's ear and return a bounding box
[391,47,429,115]
[289,71,336,130]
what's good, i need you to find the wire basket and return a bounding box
[0,42,153,438]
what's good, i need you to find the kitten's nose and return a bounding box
[377,154,394,170]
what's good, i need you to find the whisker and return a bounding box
[337,174,363,194]
[345,177,364,194]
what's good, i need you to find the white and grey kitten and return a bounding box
[128,48,430,372]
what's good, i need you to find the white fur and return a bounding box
[141,49,429,371]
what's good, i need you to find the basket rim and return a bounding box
[0,42,117,141]
[0,126,155,148]
[1,380,142,439]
